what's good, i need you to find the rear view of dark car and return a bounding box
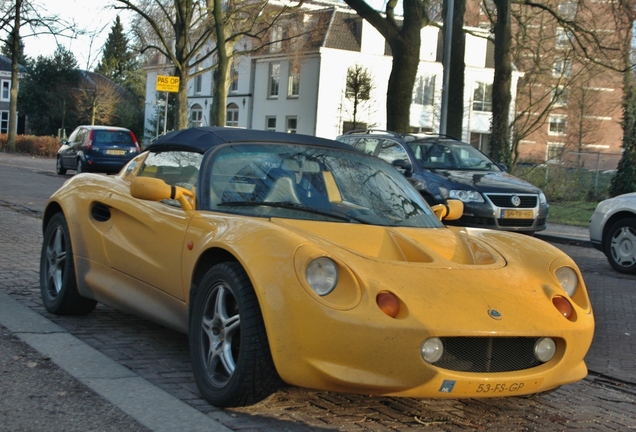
[56,126,140,175]
[336,130,549,234]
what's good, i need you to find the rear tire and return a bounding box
[189,262,281,407]
[605,218,636,274]
[40,213,97,315]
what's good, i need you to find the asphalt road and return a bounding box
[1,152,636,431]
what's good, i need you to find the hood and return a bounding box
[432,170,541,194]
[270,218,506,268]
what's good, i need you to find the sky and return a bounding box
[22,0,131,71]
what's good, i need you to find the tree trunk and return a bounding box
[446,0,466,140]
[386,25,420,133]
[491,0,512,166]
[7,0,21,152]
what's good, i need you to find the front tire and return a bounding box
[189,262,281,407]
[76,158,85,174]
[40,213,97,315]
[56,156,66,175]
[605,218,636,274]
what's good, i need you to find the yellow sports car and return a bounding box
[40,127,594,407]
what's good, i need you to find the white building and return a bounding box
[143,1,520,147]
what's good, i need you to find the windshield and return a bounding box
[409,140,502,172]
[202,143,442,228]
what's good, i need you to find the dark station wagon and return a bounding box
[337,130,549,233]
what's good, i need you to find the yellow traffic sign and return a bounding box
[156,75,180,92]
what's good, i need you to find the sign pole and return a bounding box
[163,91,168,135]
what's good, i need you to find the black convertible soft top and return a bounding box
[147,127,352,153]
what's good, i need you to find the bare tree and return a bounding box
[0,0,73,151]
[344,64,374,131]
[205,0,305,126]
[115,0,215,130]
[487,0,631,164]
[342,0,430,133]
[73,72,125,126]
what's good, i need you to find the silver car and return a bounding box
[589,192,636,274]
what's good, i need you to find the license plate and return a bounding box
[107,150,126,155]
[438,378,544,396]
[502,209,533,219]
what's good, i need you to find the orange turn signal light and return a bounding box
[377,291,400,318]
[552,296,573,319]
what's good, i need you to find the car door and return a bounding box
[100,150,203,301]
[60,128,81,167]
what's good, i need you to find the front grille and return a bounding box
[434,337,543,372]
[487,194,538,208]
[497,218,535,228]
[458,216,496,227]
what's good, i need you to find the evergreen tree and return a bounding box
[96,16,135,86]
[96,16,145,139]
[609,78,636,196]
[18,47,81,136]
[1,33,26,65]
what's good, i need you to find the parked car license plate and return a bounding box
[502,209,533,219]
[439,378,544,395]
[107,150,126,155]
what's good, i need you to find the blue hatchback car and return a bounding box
[56,125,140,175]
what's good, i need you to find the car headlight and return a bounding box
[421,337,444,363]
[555,266,578,297]
[449,190,484,203]
[539,192,547,204]
[534,337,556,362]
[306,257,338,296]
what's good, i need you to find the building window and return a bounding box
[470,132,491,154]
[413,74,436,106]
[270,26,283,53]
[553,59,572,77]
[0,111,8,133]
[552,86,569,107]
[266,116,277,131]
[555,28,572,50]
[194,75,202,94]
[549,115,567,135]
[226,103,239,127]
[189,104,203,127]
[472,82,492,112]
[286,116,297,133]
[547,142,565,163]
[288,63,300,98]
[230,67,239,93]
[1,80,9,102]
[269,63,280,98]
[558,2,577,20]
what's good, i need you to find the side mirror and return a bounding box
[431,199,464,221]
[131,176,194,210]
[60,140,68,146]
[497,163,508,172]
[392,159,412,174]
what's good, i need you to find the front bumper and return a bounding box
[446,196,549,233]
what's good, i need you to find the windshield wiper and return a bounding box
[218,201,370,224]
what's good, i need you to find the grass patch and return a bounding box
[548,200,598,226]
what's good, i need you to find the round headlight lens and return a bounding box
[534,337,556,363]
[449,190,484,203]
[306,257,338,296]
[421,337,444,363]
[555,266,578,297]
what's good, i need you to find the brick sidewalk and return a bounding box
[2,203,636,430]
